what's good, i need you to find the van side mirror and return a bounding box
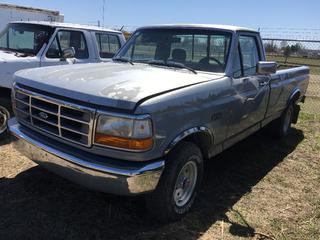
[257,61,277,75]
[62,47,75,59]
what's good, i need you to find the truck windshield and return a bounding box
[115,28,232,73]
[0,23,54,56]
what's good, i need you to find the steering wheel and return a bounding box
[199,56,223,67]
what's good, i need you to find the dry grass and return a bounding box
[0,113,319,240]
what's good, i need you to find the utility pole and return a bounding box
[102,0,105,27]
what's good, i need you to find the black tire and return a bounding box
[270,103,294,138]
[0,97,13,140]
[146,141,204,222]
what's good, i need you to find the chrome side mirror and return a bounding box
[62,47,75,59]
[257,61,277,75]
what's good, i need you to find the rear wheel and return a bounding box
[146,141,203,222]
[270,103,294,138]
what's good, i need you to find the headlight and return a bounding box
[95,115,153,151]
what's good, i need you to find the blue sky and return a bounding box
[3,0,320,30]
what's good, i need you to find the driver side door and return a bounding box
[227,34,270,138]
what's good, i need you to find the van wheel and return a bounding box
[271,103,294,138]
[146,141,203,222]
[0,98,12,140]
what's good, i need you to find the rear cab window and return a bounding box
[95,32,121,58]
[46,30,89,59]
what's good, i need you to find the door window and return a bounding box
[239,36,260,76]
[95,33,120,58]
[46,30,89,59]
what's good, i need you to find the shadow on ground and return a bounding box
[0,128,304,240]
[0,136,11,146]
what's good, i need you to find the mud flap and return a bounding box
[292,104,301,124]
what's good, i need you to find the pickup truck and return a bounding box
[9,24,309,222]
[0,21,125,138]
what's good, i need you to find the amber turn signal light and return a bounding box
[95,134,153,151]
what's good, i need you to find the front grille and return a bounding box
[14,86,95,147]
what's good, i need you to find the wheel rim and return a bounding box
[173,160,198,207]
[0,106,10,134]
[283,106,292,133]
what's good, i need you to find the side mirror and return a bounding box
[61,47,75,59]
[257,61,277,75]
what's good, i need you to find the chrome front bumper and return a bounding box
[9,119,165,196]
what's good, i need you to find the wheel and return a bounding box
[0,97,13,140]
[146,141,204,222]
[270,103,294,138]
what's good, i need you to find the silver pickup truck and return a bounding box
[9,24,309,222]
[0,21,125,138]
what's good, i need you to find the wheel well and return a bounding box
[0,87,11,99]
[182,132,213,160]
[290,90,301,104]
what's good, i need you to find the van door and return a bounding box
[227,34,270,137]
[40,29,91,67]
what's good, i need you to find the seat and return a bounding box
[171,48,187,63]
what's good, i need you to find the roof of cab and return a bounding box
[137,24,258,33]
[9,21,122,34]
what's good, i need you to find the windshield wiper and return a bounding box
[146,60,197,74]
[113,57,134,65]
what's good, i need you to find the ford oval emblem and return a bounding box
[39,112,49,120]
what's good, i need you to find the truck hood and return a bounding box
[0,50,39,89]
[14,62,223,110]
[0,50,35,62]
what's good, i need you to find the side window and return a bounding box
[109,35,120,55]
[46,30,89,59]
[239,36,260,76]
[95,33,120,58]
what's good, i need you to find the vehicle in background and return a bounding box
[0,3,64,32]
[0,21,126,138]
[9,24,309,222]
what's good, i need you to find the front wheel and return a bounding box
[0,104,11,140]
[0,96,13,141]
[146,141,204,222]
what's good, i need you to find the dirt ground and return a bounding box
[0,113,319,240]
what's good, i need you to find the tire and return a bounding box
[146,141,204,222]
[0,97,13,140]
[270,103,294,138]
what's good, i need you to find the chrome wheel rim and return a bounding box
[0,106,10,134]
[173,160,198,207]
[283,107,292,133]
